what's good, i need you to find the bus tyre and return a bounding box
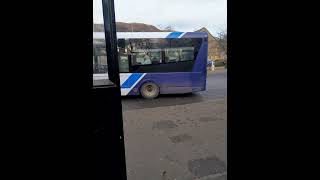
[140,82,159,99]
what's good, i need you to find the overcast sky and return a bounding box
[93,0,226,36]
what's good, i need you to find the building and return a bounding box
[195,27,224,61]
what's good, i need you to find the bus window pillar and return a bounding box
[93,0,127,179]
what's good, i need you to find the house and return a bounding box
[195,27,224,61]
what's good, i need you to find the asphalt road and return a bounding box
[122,69,227,180]
[122,69,227,111]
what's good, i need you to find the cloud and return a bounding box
[93,0,227,35]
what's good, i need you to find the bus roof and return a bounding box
[93,32,208,39]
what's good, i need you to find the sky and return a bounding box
[93,0,227,36]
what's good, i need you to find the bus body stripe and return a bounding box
[178,32,187,38]
[166,32,183,38]
[121,73,144,88]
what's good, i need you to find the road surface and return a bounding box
[122,69,227,180]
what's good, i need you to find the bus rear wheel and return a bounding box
[140,82,159,99]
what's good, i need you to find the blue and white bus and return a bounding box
[93,32,208,99]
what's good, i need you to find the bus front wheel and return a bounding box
[140,82,159,99]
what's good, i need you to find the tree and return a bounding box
[158,24,176,32]
[216,29,227,61]
[164,25,175,32]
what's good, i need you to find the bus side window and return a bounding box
[180,47,195,61]
[131,49,162,66]
[97,56,108,73]
[119,54,129,73]
[132,52,150,65]
[150,50,162,64]
[165,48,180,63]
[118,39,126,54]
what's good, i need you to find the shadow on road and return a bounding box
[122,92,195,99]
[121,93,205,110]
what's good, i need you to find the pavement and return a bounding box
[122,69,227,180]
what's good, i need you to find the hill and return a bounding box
[93,22,162,32]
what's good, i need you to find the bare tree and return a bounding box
[161,25,175,32]
[216,29,227,61]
